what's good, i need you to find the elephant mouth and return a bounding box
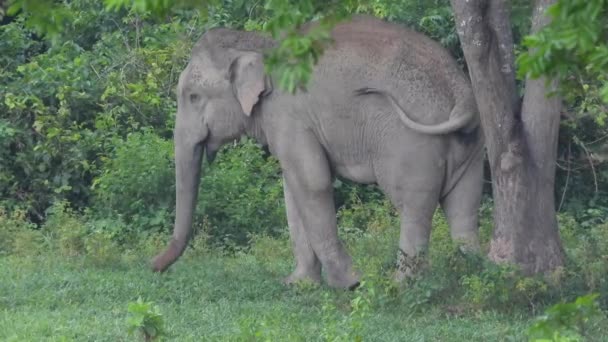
[202,126,217,164]
[205,147,217,164]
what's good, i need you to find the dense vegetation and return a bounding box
[1,0,607,340]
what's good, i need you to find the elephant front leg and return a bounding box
[282,177,322,285]
[278,135,360,290]
[283,173,360,289]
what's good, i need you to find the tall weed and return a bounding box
[43,201,88,257]
[0,207,43,256]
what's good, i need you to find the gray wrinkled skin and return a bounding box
[152,15,485,289]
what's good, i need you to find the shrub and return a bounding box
[459,264,551,311]
[127,297,166,341]
[247,232,292,276]
[337,184,398,236]
[0,9,198,222]
[558,215,608,306]
[0,207,39,255]
[196,138,286,247]
[527,293,607,342]
[84,230,122,266]
[11,228,46,257]
[135,231,174,261]
[43,201,88,256]
[91,130,175,237]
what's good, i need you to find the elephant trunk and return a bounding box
[151,135,204,272]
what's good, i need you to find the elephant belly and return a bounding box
[332,163,376,184]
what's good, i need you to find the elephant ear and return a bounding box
[229,51,270,116]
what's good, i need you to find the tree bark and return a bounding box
[450,0,564,274]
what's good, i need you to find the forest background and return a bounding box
[1,0,608,340]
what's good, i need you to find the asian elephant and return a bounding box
[151,15,484,289]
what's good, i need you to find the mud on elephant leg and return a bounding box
[395,248,429,281]
[282,177,322,285]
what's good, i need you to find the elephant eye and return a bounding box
[190,93,201,103]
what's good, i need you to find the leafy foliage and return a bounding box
[4,0,74,37]
[4,0,467,95]
[0,207,37,255]
[0,5,198,221]
[517,0,608,104]
[43,200,88,256]
[196,138,286,247]
[513,0,608,223]
[127,297,166,341]
[527,294,605,342]
[91,131,175,236]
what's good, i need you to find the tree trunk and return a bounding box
[450,0,564,274]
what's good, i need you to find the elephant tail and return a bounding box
[354,87,479,135]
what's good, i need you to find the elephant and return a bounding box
[151,14,484,289]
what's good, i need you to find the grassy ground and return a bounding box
[1,244,536,342]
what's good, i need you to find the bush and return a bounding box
[558,214,608,306]
[527,293,607,342]
[0,207,40,255]
[84,230,122,266]
[91,130,175,238]
[11,228,46,257]
[196,138,286,247]
[42,201,88,257]
[0,9,198,222]
[459,264,550,311]
[337,184,398,236]
[127,297,166,341]
[335,208,569,314]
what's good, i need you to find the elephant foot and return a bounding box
[392,268,411,283]
[283,268,322,286]
[326,269,361,290]
[320,252,361,290]
[453,237,480,254]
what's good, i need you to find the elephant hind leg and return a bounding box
[439,155,483,252]
[282,176,322,285]
[381,176,440,282]
[393,190,438,282]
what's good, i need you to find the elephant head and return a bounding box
[151,29,273,272]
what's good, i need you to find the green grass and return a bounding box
[2,208,608,341]
[1,246,534,341]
